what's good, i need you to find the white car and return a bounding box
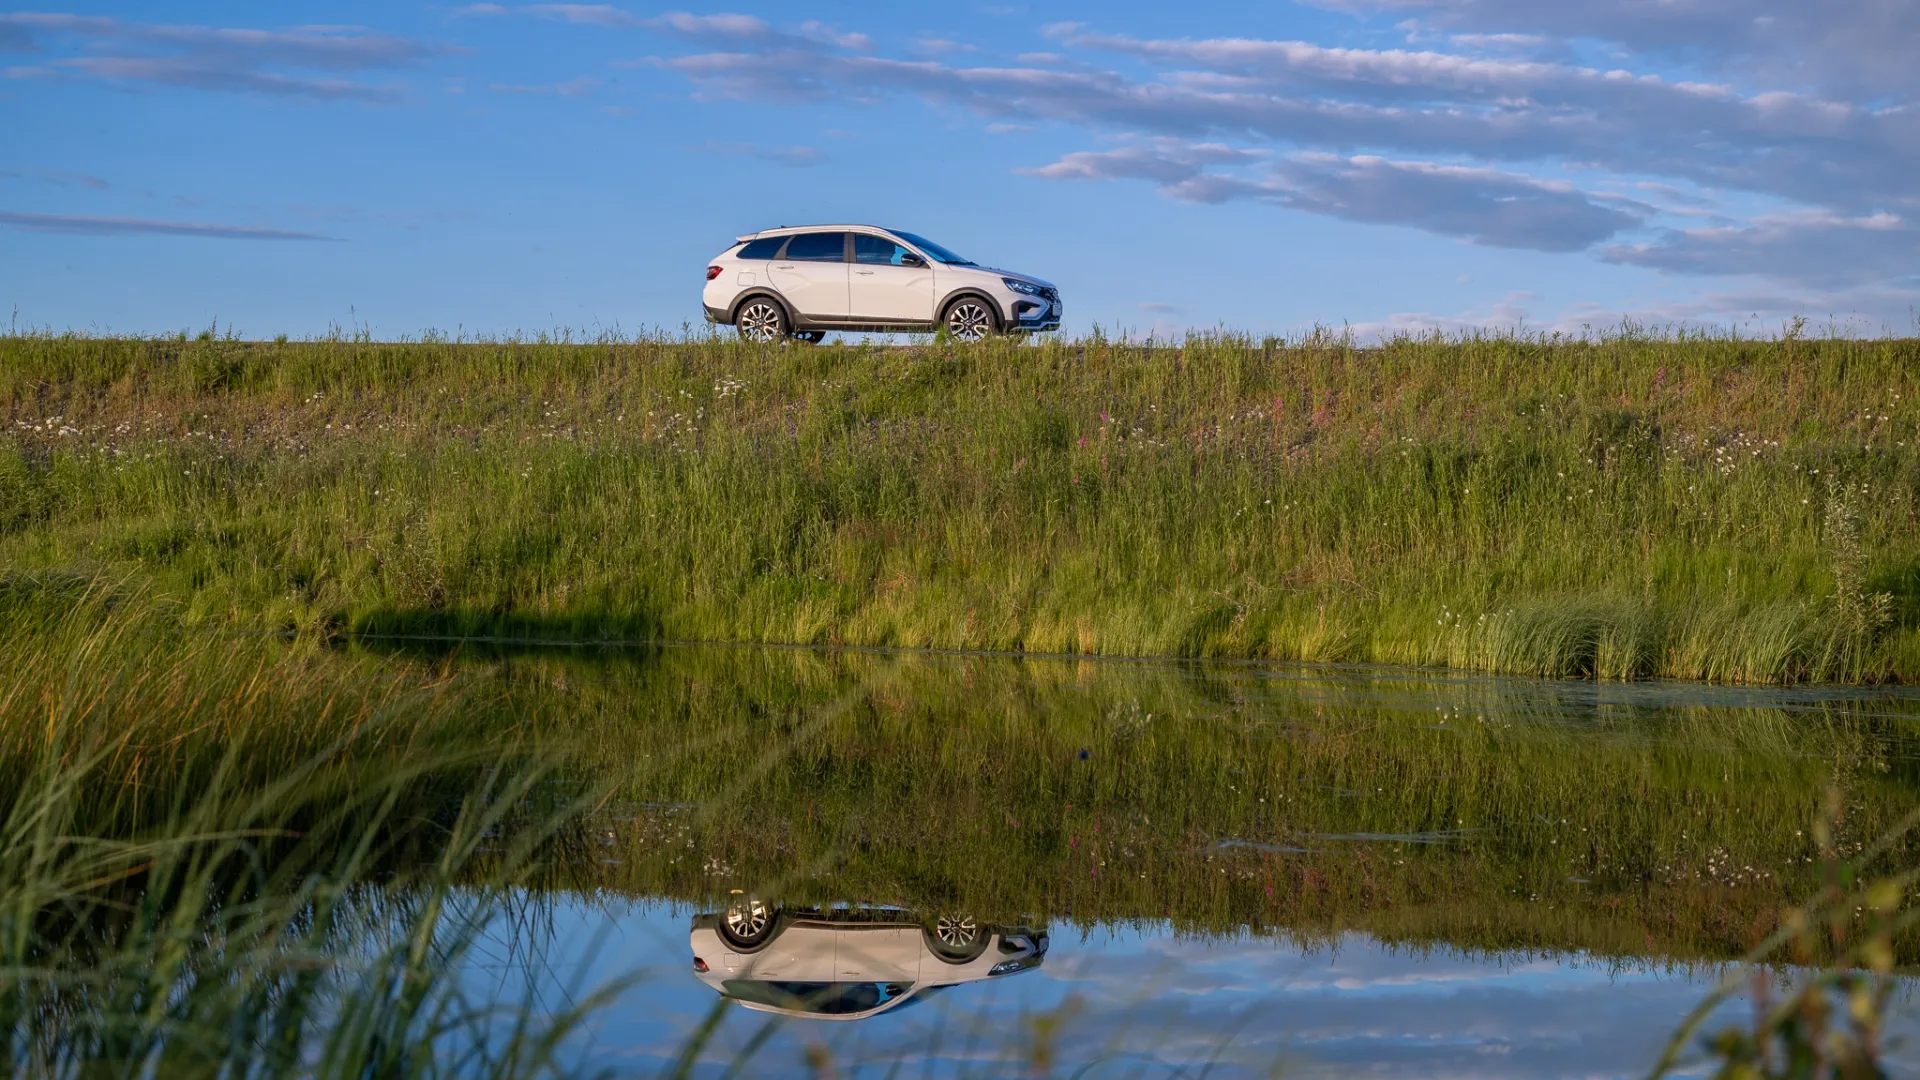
[688,897,1049,1020]
[702,225,1062,342]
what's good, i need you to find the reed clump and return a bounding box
[0,577,612,1078]
[3,329,1918,682]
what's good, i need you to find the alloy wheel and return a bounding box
[934,913,979,950]
[724,896,773,943]
[737,302,785,343]
[945,301,993,342]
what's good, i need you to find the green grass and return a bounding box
[0,579,618,1078]
[4,330,1920,682]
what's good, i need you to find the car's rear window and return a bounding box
[781,232,847,262]
[736,237,783,259]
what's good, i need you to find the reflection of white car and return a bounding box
[688,897,1049,1020]
[700,225,1063,342]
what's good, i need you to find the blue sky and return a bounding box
[2,1,1916,339]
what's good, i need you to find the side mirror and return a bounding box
[901,253,926,268]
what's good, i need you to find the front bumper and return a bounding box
[1009,289,1062,333]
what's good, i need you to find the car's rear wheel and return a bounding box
[720,894,779,950]
[942,298,997,342]
[736,299,788,343]
[924,913,989,963]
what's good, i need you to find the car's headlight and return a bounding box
[1002,278,1044,295]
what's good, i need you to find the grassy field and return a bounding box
[2,330,1918,682]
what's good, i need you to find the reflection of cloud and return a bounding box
[532,903,1920,1080]
[0,210,336,240]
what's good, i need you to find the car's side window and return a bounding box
[782,232,848,262]
[853,234,916,266]
[736,237,783,259]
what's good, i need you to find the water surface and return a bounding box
[403,642,1920,1076]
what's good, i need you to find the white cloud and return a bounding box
[0,209,336,240]
[1306,0,1920,99]
[0,12,447,101]
[696,141,827,167]
[1024,141,1644,252]
[488,75,600,96]
[1604,209,1920,287]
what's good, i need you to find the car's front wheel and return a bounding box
[942,298,997,342]
[736,299,788,343]
[924,913,989,963]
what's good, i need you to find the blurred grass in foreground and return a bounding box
[3,328,1918,682]
[0,577,618,1078]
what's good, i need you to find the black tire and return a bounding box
[718,895,780,951]
[735,298,788,343]
[792,330,827,344]
[941,297,998,342]
[923,914,990,964]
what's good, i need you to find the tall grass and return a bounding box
[0,579,618,1078]
[2,330,1918,681]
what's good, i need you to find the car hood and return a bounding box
[957,266,1056,291]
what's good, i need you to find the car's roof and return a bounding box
[733,224,898,241]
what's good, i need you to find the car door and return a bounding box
[766,232,850,319]
[833,920,921,988]
[850,233,936,324]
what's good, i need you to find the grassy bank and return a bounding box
[4,331,1919,681]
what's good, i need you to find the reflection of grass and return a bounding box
[513,642,1920,964]
[1654,793,1920,1079]
[0,579,619,1077]
[5,331,1920,681]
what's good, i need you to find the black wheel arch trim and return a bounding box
[938,289,1006,326]
[729,290,796,326]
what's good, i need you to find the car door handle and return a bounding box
[855,270,875,276]
[775,264,795,269]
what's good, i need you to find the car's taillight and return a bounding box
[706,266,723,282]
[693,956,709,973]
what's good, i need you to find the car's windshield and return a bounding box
[891,231,975,266]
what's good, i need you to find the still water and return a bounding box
[407,643,1920,1077]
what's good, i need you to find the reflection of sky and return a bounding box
[460,894,1920,1079]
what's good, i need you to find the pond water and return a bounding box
[390,642,1920,1077]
